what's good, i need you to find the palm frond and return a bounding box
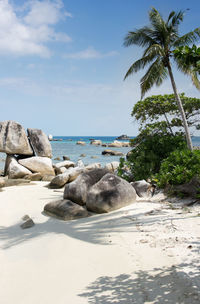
[167,11,176,24]
[148,8,171,49]
[123,27,156,48]
[170,10,185,27]
[190,71,200,90]
[143,44,164,57]
[124,55,156,80]
[140,59,168,98]
[149,7,164,29]
[174,28,200,47]
[174,56,200,90]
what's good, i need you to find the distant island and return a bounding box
[116,134,130,140]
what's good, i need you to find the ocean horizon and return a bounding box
[0,136,200,171]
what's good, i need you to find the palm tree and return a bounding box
[124,8,200,151]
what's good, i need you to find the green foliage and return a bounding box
[131,94,200,133]
[173,45,200,73]
[173,44,200,89]
[120,134,186,181]
[156,149,200,187]
[117,157,132,182]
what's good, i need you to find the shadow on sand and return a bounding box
[78,266,200,303]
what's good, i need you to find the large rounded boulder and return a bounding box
[64,168,109,206]
[86,173,136,213]
[0,120,33,155]
[5,155,32,179]
[19,156,55,176]
[44,199,89,221]
[131,180,152,197]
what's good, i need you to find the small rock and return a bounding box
[54,157,61,161]
[80,154,86,157]
[90,140,102,146]
[76,141,86,145]
[63,156,70,160]
[20,218,35,229]
[102,149,124,156]
[22,215,30,221]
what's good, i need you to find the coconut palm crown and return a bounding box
[124,8,200,150]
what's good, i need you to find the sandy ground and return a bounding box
[0,182,200,304]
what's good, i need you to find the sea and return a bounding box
[0,136,200,171]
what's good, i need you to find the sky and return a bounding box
[0,0,200,136]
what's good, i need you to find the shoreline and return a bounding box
[0,181,199,303]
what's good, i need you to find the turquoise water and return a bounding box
[51,136,132,167]
[0,136,200,171]
[0,136,133,170]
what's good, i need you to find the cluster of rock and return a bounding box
[44,168,137,219]
[0,121,123,192]
[48,159,120,189]
[0,120,54,181]
[76,139,130,148]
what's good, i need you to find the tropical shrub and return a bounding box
[118,134,186,181]
[156,149,200,188]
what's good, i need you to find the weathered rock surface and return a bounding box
[121,142,130,147]
[44,199,89,220]
[0,121,33,155]
[108,141,122,148]
[0,177,5,188]
[53,160,75,169]
[131,180,152,197]
[64,168,109,206]
[90,140,102,146]
[63,155,70,160]
[5,155,32,179]
[24,173,43,181]
[102,149,124,156]
[77,160,85,169]
[105,161,120,172]
[76,141,86,145]
[20,218,35,229]
[41,175,55,182]
[49,167,83,188]
[19,156,55,175]
[27,128,52,158]
[55,167,67,175]
[86,173,136,213]
[85,163,101,170]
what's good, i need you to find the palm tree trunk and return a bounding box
[167,63,193,151]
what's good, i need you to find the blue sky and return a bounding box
[0,0,200,136]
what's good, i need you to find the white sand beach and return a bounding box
[0,182,200,304]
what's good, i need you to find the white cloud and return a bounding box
[0,0,71,57]
[64,47,118,59]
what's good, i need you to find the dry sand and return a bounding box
[0,182,199,304]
